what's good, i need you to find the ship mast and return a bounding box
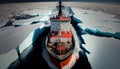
[58,0,62,56]
[58,0,63,16]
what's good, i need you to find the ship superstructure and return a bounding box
[46,0,75,69]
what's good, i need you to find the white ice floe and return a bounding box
[13,15,43,26]
[13,14,50,26]
[73,8,120,33]
[18,23,45,54]
[0,23,44,54]
[0,23,45,69]
[0,49,18,69]
[82,34,120,69]
[72,8,120,69]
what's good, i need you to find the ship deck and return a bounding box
[45,23,82,61]
[45,36,74,61]
[43,23,82,69]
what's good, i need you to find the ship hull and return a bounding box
[45,32,75,69]
[44,1,75,69]
[49,53,72,69]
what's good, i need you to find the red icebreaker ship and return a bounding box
[46,1,75,69]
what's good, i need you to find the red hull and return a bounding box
[49,54,72,69]
[46,1,75,69]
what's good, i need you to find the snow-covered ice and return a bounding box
[73,8,120,33]
[72,8,120,69]
[82,35,120,69]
